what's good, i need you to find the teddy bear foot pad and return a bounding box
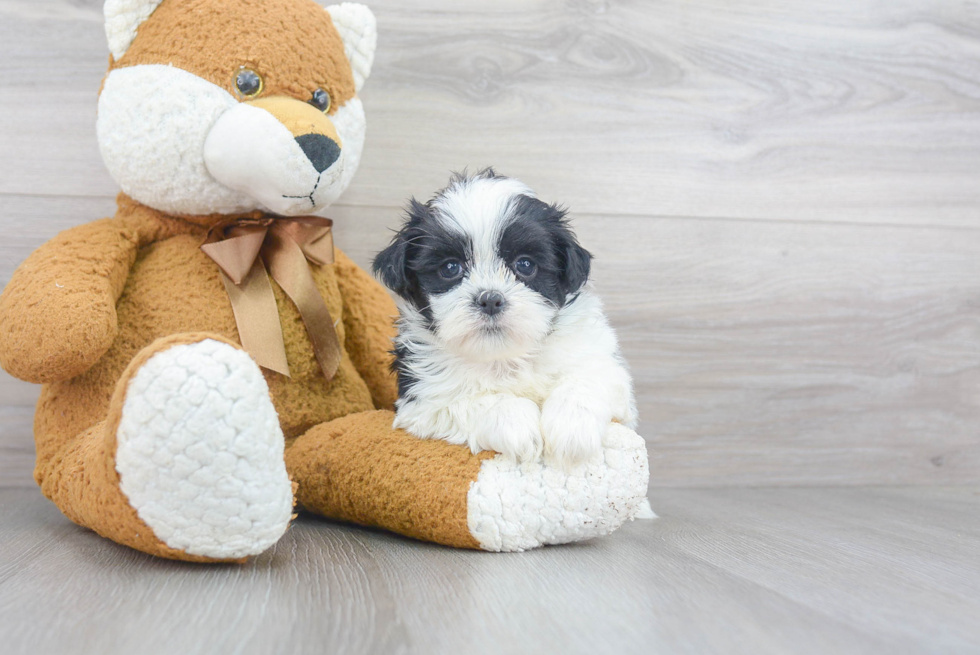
[467,423,651,551]
[114,339,294,559]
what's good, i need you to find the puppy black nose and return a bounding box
[476,290,506,316]
[295,133,341,173]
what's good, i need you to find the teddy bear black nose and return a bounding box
[295,134,341,173]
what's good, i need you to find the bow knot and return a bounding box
[201,216,341,380]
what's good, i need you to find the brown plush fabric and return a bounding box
[286,411,491,549]
[248,96,342,143]
[0,219,138,384]
[29,194,381,467]
[110,0,356,114]
[334,250,399,411]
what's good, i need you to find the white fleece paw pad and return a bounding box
[467,424,650,552]
[115,339,293,559]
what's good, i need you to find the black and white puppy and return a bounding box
[373,170,637,468]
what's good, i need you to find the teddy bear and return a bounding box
[0,0,650,562]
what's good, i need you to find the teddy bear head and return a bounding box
[98,0,376,220]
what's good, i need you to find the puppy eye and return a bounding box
[310,88,332,113]
[514,257,537,277]
[438,260,463,280]
[235,68,263,97]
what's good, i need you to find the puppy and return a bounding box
[373,169,638,468]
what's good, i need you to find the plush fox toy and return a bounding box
[0,0,650,562]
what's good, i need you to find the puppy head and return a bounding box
[374,170,592,361]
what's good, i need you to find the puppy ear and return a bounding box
[373,199,427,300]
[373,237,411,298]
[557,226,592,297]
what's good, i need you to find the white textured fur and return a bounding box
[467,423,650,551]
[104,0,163,60]
[98,66,245,215]
[98,65,367,217]
[391,177,639,469]
[326,3,377,93]
[203,100,363,215]
[115,340,294,559]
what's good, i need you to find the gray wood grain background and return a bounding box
[1,0,979,488]
[3,3,980,653]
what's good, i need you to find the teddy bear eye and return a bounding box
[310,88,331,113]
[235,68,263,97]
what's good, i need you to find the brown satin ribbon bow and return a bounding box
[201,216,341,381]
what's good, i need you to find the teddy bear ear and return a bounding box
[104,0,164,60]
[325,3,377,93]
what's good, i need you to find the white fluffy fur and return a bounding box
[391,177,638,469]
[99,65,245,215]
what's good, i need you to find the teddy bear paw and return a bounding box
[466,422,651,552]
[114,339,293,559]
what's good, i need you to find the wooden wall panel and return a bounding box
[2,0,980,225]
[1,0,978,486]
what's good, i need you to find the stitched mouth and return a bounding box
[282,172,322,208]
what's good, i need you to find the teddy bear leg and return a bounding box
[37,334,294,562]
[284,410,650,552]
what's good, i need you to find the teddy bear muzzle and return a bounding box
[204,95,345,216]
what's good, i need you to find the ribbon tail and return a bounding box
[201,228,268,284]
[218,259,291,377]
[265,229,342,382]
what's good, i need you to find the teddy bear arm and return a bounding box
[0,218,139,383]
[286,410,652,552]
[333,248,399,410]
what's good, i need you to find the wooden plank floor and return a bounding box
[1,485,977,655]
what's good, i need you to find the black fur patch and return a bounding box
[499,195,592,306]
[372,199,472,324]
[390,343,419,400]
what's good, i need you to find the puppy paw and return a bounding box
[474,396,543,463]
[607,366,639,430]
[541,391,609,469]
[614,395,639,431]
